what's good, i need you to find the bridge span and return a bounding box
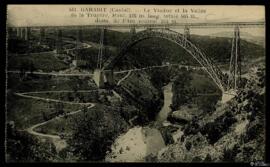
[9,21,265,29]
[9,22,250,103]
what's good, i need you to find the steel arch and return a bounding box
[102,28,226,92]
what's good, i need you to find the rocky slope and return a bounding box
[155,64,265,162]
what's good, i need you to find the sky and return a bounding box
[7,5,265,37]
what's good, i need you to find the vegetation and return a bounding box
[113,34,264,71]
[7,74,96,92]
[8,52,68,72]
[156,64,265,162]
[6,123,59,162]
[114,71,163,123]
[75,47,117,71]
[149,68,170,90]
[6,28,265,162]
[171,68,193,110]
[8,28,264,74]
[68,105,129,161]
[200,110,237,144]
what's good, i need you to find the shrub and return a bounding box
[68,105,128,161]
[201,111,237,144]
[222,144,240,162]
[185,141,192,151]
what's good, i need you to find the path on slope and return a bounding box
[117,70,132,86]
[7,64,208,77]
[26,103,95,139]
[14,91,96,139]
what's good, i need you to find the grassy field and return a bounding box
[190,72,220,94]
[7,73,99,130]
[8,28,265,73]
[34,109,83,136]
[34,103,135,139]
[8,52,69,72]
[25,91,99,103]
[7,94,84,129]
[7,74,97,92]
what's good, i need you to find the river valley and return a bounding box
[106,83,177,162]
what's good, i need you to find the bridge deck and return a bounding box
[10,21,265,29]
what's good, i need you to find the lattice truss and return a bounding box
[228,26,241,90]
[102,28,229,92]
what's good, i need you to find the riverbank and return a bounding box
[105,83,174,162]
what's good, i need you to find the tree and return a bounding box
[42,111,48,121]
[19,63,26,81]
[171,70,193,110]
[82,105,88,113]
[6,127,58,162]
[54,102,64,115]
[29,60,36,75]
[150,68,170,89]
[68,106,128,161]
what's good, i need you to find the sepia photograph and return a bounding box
[5,4,266,163]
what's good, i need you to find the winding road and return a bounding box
[8,70,94,77]
[10,63,219,140]
[117,70,132,86]
[7,64,207,77]
[26,103,95,139]
[8,41,224,141]
[14,91,96,139]
[14,90,98,105]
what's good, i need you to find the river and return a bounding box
[156,82,173,123]
[105,83,173,162]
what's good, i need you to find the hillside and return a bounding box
[155,65,265,162]
[103,29,265,70]
[6,27,265,162]
[7,28,265,73]
[209,31,265,48]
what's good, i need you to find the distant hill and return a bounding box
[65,28,265,71]
[115,33,265,69]
[208,31,265,48]
[14,28,263,72]
[61,28,130,47]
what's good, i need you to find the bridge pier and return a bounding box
[8,28,13,38]
[227,25,241,90]
[104,69,115,87]
[93,69,105,88]
[183,26,191,47]
[16,28,20,37]
[56,29,63,54]
[221,89,236,103]
[130,26,136,35]
[20,28,24,39]
[93,69,115,88]
[39,27,45,43]
[25,27,31,41]
[184,26,190,41]
[77,28,83,42]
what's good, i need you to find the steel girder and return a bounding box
[102,28,227,92]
